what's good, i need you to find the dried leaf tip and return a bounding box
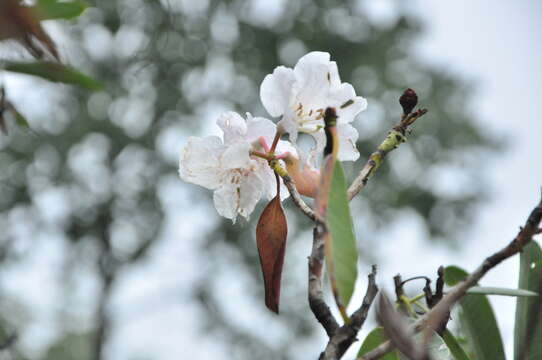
[399,88,418,115]
[324,107,337,127]
[323,107,338,157]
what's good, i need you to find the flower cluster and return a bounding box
[179,52,367,222]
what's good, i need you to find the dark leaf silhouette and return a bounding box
[0,0,59,60]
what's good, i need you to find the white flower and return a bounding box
[260,51,367,162]
[179,112,289,222]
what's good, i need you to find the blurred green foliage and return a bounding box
[0,0,500,359]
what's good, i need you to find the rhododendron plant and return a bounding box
[179,111,292,222]
[179,51,368,221]
[260,51,367,162]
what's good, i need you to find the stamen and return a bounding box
[340,99,354,109]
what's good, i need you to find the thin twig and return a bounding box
[348,109,428,201]
[283,173,318,222]
[320,266,379,360]
[359,192,542,360]
[270,160,318,222]
[309,224,340,337]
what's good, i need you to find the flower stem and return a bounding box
[250,151,272,160]
[269,129,283,154]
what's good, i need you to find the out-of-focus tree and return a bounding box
[0,0,499,359]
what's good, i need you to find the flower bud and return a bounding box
[399,88,418,115]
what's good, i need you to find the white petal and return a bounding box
[293,51,332,110]
[213,184,238,222]
[328,61,341,87]
[337,123,360,162]
[258,162,277,200]
[246,115,276,145]
[238,171,264,219]
[279,117,299,143]
[326,83,366,123]
[179,136,224,189]
[217,111,247,145]
[221,142,252,170]
[309,129,326,164]
[260,66,295,117]
[275,138,297,156]
[337,96,367,123]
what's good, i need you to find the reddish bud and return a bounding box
[399,88,418,115]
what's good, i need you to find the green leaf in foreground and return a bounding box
[358,328,399,360]
[326,161,358,308]
[35,0,88,20]
[442,329,471,360]
[423,333,453,360]
[4,61,102,90]
[467,286,538,297]
[514,241,542,360]
[444,266,505,360]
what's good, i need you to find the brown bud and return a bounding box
[399,88,418,115]
[324,107,337,126]
[323,107,337,157]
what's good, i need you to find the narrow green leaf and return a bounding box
[14,111,29,129]
[327,161,358,308]
[514,241,542,360]
[34,0,88,20]
[467,286,538,297]
[441,329,471,360]
[357,328,399,360]
[3,61,102,90]
[444,266,505,360]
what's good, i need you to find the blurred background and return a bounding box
[0,0,541,359]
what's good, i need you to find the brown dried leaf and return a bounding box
[256,195,288,313]
[0,0,59,60]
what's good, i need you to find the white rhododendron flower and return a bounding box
[260,51,367,161]
[179,112,291,222]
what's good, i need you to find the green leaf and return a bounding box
[467,286,538,297]
[358,328,457,360]
[358,328,399,360]
[14,111,29,129]
[3,61,102,90]
[424,333,454,360]
[326,161,358,308]
[443,266,469,286]
[34,0,88,20]
[442,329,471,360]
[444,266,505,360]
[514,241,542,360]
